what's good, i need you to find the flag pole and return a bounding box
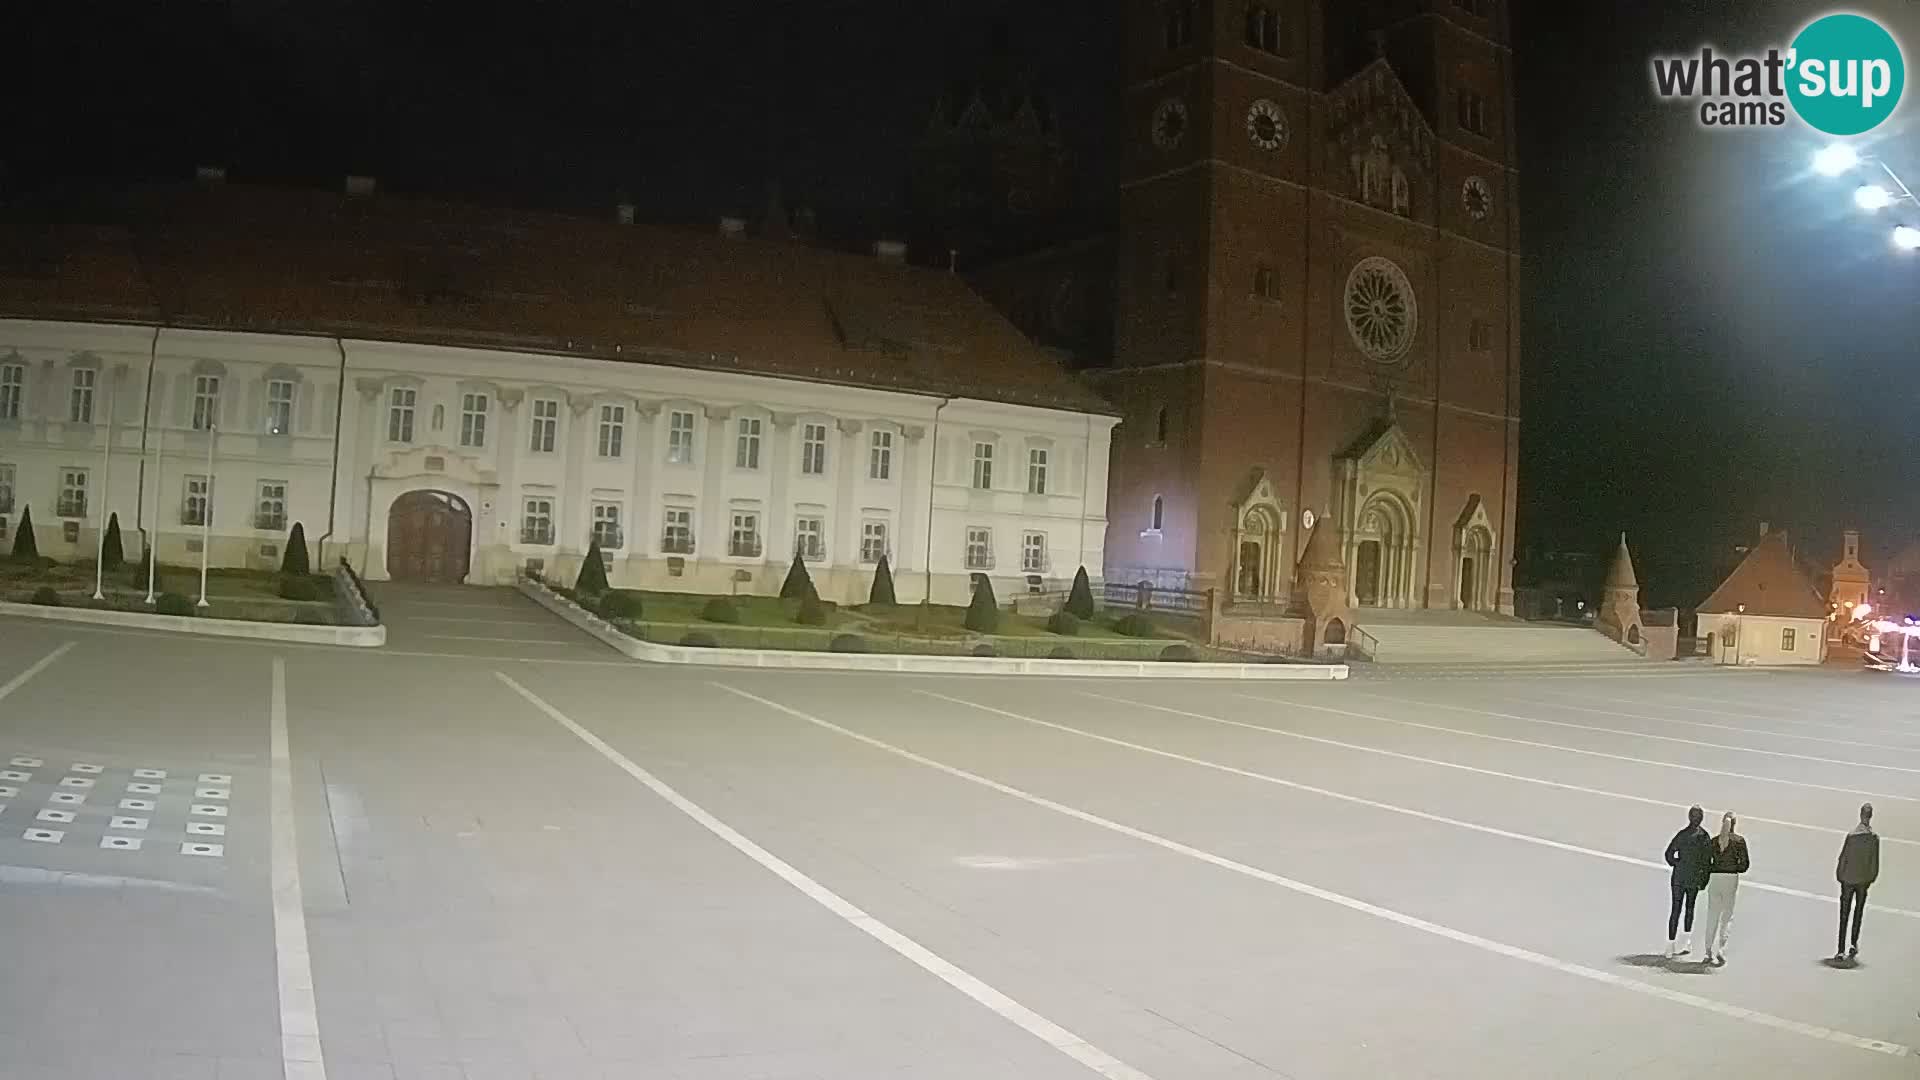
[145,423,161,605]
[92,368,115,601]
[197,420,214,608]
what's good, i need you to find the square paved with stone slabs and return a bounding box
[5,608,1920,1078]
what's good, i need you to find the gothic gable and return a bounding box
[1324,60,1437,218]
[1337,419,1425,479]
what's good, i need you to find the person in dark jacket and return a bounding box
[1835,803,1880,961]
[1664,805,1714,957]
[1701,810,1750,966]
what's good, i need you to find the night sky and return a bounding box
[13,0,1920,606]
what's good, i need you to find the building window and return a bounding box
[1782,627,1797,652]
[667,410,695,464]
[662,506,695,554]
[1245,4,1285,54]
[801,423,829,476]
[1163,0,1194,49]
[1469,319,1493,351]
[0,363,22,420]
[530,398,559,453]
[1022,531,1048,573]
[1151,495,1165,532]
[1391,170,1411,216]
[591,502,623,549]
[965,527,994,570]
[182,475,212,526]
[460,393,489,448]
[795,516,826,561]
[972,442,994,489]
[1027,448,1049,495]
[385,387,415,443]
[1154,408,1169,444]
[521,498,555,545]
[729,511,762,557]
[266,380,295,435]
[1457,89,1489,136]
[1254,264,1282,301]
[861,520,889,565]
[58,468,88,519]
[256,480,287,531]
[0,463,14,513]
[193,375,222,432]
[69,368,96,423]
[598,404,626,459]
[869,429,893,480]
[735,417,762,469]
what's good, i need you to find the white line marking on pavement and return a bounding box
[0,642,75,704]
[1361,690,1920,777]
[1510,695,1920,753]
[423,634,578,645]
[716,683,1911,1059]
[1535,689,1920,740]
[924,691,1920,920]
[0,620,635,665]
[495,673,1154,1080]
[1243,691,1920,804]
[270,658,328,1080]
[1075,692,1920,849]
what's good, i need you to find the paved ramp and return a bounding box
[1359,617,1645,665]
[367,583,615,660]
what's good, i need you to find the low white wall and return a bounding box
[518,580,1346,680]
[0,601,387,648]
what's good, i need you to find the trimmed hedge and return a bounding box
[282,523,311,576]
[1065,566,1096,619]
[970,643,997,657]
[9,506,37,560]
[1047,646,1075,660]
[156,593,195,617]
[701,597,741,624]
[1158,644,1197,662]
[599,591,645,619]
[1046,610,1080,636]
[278,576,322,601]
[779,553,816,601]
[868,554,897,606]
[829,633,869,653]
[1113,612,1156,638]
[30,586,59,607]
[101,514,125,570]
[796,592,828,626]
[680,631,719,648]
[964,576,999,633]
[575,540,610,596]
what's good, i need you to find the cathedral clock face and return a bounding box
[1151,97,1189,151]
[1245,99,1288,152]
[1344,256,1419,365]
[1462,175,1494,222]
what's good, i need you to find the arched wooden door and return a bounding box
[386,491,472,583]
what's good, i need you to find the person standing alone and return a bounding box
[1835,803,1879,962]
[1664,805,1713,958]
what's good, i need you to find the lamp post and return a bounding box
[145,424,162,605]
[1813,143,1920,250]
[92,368,116,601]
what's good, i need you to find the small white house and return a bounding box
[1697,530,1829,666]
[0,182,1119,605]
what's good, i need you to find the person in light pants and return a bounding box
[1701,810,1750,966]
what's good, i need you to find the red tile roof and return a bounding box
[0,184,1115,415]
[1698,532,1829,618]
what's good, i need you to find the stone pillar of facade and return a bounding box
[899,424,926,593]
[1595,533,1642,645]
[350,377,385,571]
[493,388,525,579]
[767,412,797,571]
[628,399,659,582]
[561,395,593,562]
[700,405,730,565]
[833,418,863,574]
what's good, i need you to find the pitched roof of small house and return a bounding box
[1698,532,1829,619]
[0,182,1115,415]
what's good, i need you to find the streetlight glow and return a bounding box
[1893,225,1920,250]
[1856,183,1895,210]
[1815,143,1862,176]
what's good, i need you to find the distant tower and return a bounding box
[1831,529,1871,613]
[1596,533,1642,646]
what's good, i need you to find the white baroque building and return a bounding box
[0,182,1117,604]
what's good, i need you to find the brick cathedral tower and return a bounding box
[1094,0,1520,617]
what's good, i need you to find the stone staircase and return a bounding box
[1353,610,1648,666]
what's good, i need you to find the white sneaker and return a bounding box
[1677,931,1692,956]
[1665,940,1677,958]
